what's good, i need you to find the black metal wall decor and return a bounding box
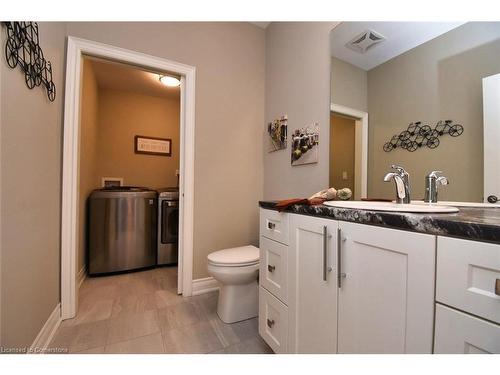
[3,22,56,101]
[383,120,463,152]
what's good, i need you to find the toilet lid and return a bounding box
[207,245,259,267]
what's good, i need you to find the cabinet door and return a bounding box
[434,303,500,354]
[436,236,500,324]
[289,214,338,354]
[338,222,435,353]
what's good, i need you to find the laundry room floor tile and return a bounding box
[107,309,160,344]
[110,293,157,318]
[157,301,205,331]
[161,320,224,354]
[105,333,164,354]
[47,268,272,354]
[210,336,274,354]
[51,319,110,353]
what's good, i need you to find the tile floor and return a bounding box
[49,267,272,354]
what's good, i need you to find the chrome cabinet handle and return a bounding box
[337,227,346,288]
[323,226,328,281]
[268,264,276,273]
[267,222,276,230]
[267,318,275,328]
[495,279,500,296]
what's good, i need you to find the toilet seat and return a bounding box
[207,245,259,267]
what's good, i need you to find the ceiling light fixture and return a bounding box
[159,75,181,87]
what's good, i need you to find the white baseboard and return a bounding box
[192,277,219,296]
[29,303,61,354]
[77,266,86,289]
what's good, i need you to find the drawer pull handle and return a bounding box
[267,318,275,328]
[267,222,276,230]
[496,279,500,296]
[268,265,276,273]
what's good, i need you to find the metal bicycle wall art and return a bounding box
[383,120,464,152]
[3,22,56,102]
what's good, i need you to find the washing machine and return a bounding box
[87,186,157,275]
[157,187,179,265]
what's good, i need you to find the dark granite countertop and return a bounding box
[259,200,500,245]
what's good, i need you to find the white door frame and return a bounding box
[483,73,500,203]
[330,103,368,200]
[61,36,196,319]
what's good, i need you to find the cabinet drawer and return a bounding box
[259,236,288,304]
[259,286,288,354]
[260,208,289,245]
[434,304,500,354]
[436,236,500,324]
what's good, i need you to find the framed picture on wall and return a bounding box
[134,135,172,156]
[291,123,319,166]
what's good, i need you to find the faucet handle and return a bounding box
[427,170,443,178]
[427,171,449,185]
[391,164,409,176]
[437,176,449,185]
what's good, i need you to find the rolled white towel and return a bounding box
[309,187,337,201]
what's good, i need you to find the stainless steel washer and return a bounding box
[88,186,157,275]
[157,187,179,265]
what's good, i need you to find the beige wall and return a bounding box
[78,59,100,273]
[330,114,355,193]
[331,57,367,112]
[65,22,266,279]
[1,22,265,348]
[96,88,180,189]
[1,22,66,348]
[264,22,338,199]
[367,22,500,201]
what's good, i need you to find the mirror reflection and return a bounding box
[330,22,500,202]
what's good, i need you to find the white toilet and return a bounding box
[207,245,259,323]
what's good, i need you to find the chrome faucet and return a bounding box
[424,171,449,203]
[384,165,411,204]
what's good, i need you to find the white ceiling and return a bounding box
[330,22,466,71]
[87,57,181,100]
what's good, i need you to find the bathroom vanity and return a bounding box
[255,22,500,355]
[258,202,500,354]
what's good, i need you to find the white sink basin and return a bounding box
[411,200,500,208]
[323,200,459,213]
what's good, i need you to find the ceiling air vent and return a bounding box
[346,29,386,54]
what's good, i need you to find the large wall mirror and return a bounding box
[330,22,500,202]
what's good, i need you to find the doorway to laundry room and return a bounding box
[76,55,182,312]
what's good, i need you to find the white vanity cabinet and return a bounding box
[258,208,437,354]
[434,304,500,354]
[258,209,290,353]
[434,236,500,354]
[337,222,436,353]
[288,214,338,353]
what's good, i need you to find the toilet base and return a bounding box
[217,280,259,323]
